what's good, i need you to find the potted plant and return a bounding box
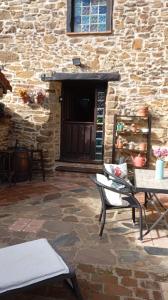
[19,88,46,105]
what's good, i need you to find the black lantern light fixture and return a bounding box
[72,57,81,67]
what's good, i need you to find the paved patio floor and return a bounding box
[0,171,168,300]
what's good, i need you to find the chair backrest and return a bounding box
[91,174,137,207]
[103,163,134,192]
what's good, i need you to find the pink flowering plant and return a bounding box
[153,147,168,160]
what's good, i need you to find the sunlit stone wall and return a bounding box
[0,0,167,169]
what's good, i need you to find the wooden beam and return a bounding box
[41,72,120,82]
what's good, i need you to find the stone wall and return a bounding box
[0,0,167,169]
[0,118,13,150]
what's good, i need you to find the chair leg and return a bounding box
[99,209,106,237]
[139,207,143,241]
[99,208,103,223]
[132,207,136,224]
[70,273,84,300]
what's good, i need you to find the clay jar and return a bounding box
[137,106,149,117]
[131,154,146,167]
[139,142,147,151]
[128,142,135,150]
[117,138,123,149]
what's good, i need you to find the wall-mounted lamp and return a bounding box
[72,58,81,67]
[59,96,63,103]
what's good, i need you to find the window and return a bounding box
[67,0,113,33]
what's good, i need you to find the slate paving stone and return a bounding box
[70,188,86,193]
[62,207,81,214]
[107,226,130,234]
[76,246,117,265]
[43,193,62,202]
[29,200,42,205]
[109,235,133,249]
[0,173,168,300]
[144,246,168,256]
[42,220,64,233]
[0,213,11,218]
[118,250,143,264]
[62,215,79,222]
[122,222,140,229]
[60,204,74,208]
[52,232,80,247]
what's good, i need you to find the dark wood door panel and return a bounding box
[61,122,94,160]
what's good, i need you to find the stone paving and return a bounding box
[0,171,168,300]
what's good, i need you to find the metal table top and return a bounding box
[134,169,168,194]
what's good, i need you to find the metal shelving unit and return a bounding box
[112,114,152,170]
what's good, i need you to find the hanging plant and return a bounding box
[36,90,46,104]
[19,88,46,105]
[19,89,31,104]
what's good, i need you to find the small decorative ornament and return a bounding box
[153,147,168,180]
[36,90,45,104]
[114,167,122,177]
[19,89,31,103]
[19,88,46,105]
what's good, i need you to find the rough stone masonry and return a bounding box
[0,0,168,171]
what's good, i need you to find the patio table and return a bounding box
[134,168,168,238]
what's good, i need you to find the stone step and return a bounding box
[55,161,103,174]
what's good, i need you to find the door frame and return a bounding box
[60,80,107,163]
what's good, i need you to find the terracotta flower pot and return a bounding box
[137,106,148,117]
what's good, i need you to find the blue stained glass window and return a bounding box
[91,0,98,5]
[81,24,89,32]
[75,16,81,24]
[90,24,98,31]
[91,6,98,14]
[99,14,106,23]
[95,88,105,160]
[96,132,103,139]
[98,23,106,31]
[99,0,106,4]
[82,16,89,24]
[74,0,108,32]
[96,138,102,145]
[75,7,81,15]
[97,91,105,101]
[74,24,81,32]
[99,6,107,14]
[91,15,98,23]
[82,6,90,14]
[82,0,90,6]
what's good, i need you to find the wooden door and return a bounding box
[61,81,95,161]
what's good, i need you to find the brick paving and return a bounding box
[0,171,168,299]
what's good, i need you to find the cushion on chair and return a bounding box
[96,174,129,207]
[104,163,128,178]
[0,239,69,294]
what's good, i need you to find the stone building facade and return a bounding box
[0,0,168,171]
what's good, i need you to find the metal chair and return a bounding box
[104,162,133,188]
[91,174,143,240]
[0,150,16,185]
[0,239,83,299]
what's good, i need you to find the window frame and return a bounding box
[67,0,113,34]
